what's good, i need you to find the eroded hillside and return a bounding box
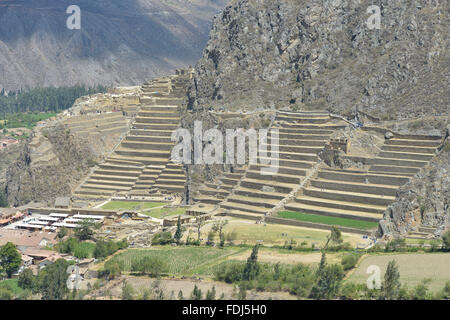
[0,0,228,91]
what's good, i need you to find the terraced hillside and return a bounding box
[190,111,443,235]
[73,71,192,200]
[218,112,346,220]
[284,134,442,227]
[64,112,128,137]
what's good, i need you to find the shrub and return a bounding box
[341,253,360,271]
[152,232,173,245]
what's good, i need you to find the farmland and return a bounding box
[192,218,370,248]
[104,246,246,277]
[277,211,379,230]
[346,253,450,292]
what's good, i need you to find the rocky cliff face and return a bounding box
[189,0,448,119]
[5,124,96,206]
[379,145,449,238]
[0,0,228,91]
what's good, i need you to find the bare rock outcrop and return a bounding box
[189,0,448,119]
[378,148,449,238]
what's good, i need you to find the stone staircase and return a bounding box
[73,71,192,200]
[284,134,442,226]
[215,111,346,220]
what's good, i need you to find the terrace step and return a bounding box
[257,158,315,169]
[370,158,428,168]
[227,195,280,209]
[85,179,134,187]
[368,165,420,176]
[250,164,307,177]
[133,123,179,130]
[310,179,398,197]
[283,202,382,222]
[221,201,268,215]
[234,187,286,200]
[115,147,171,158]
[381,145,437,154]
[89,174,137,183]
[317,170,410,187]
[276,128,334,135]
[193,195,222,205]
[385,139,441,147]
[126,135,173,143]
[130,129,175,137]
[240,178,297,194]
[94,169,142,177]
[135,116,180,124]
[293,196,387,214]
[109,155,169,166]
[246,170,303,184]
[225,210,264,221]
[378,151,434,161]
[303,187,396,206]
[81,184,131,191]
[121,141,174,150]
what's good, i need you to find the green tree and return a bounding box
[442,231,450,251]
[242,244,260,281]
[310,254,345,299]
[0,189,8,208]
[382,260,401,300]
[0,242,22,277]
[178,290,184,300]
[205,286,216,300]
[74,220,96,241]
[40,259,70,300]
[190,285,202,300]
[57,227,68,239]
[173,216,183,244]
[324,226,343,249]
[18,268,36,290]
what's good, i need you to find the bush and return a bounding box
[341,253,360,271]
[152,232,173,245]
[385,238,406,252]
[0,287,13,300]
[214,262,245,284]
[442,231,450,251]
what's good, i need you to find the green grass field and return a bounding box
[0,279,24,295]
[105,246,245,276]
[143,207,186,219]
[0,112,58,129]
[101,201,166,211]
[277,211,378,230]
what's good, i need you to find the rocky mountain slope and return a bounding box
[379,143,449,238]
[0,0,228,91]
[188,0,448,120]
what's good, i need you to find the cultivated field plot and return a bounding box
[278,211,379,230]
[104,247,246,276]
[202,218,369,247]
[347,253,450,292]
